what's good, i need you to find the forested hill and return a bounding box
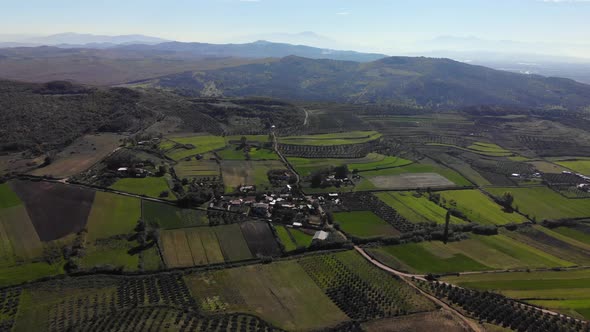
[144,55,590,110]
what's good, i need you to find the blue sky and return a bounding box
[1,0,589,54]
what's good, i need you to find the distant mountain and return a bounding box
[4,33,169,47]
[115,40,388,62]
[141,55,590,110]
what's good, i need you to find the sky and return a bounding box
[1,0,589,56]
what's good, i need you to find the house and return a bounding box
[292,222,303,228]
[240,185,255,193]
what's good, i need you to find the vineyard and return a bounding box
[298,252,435,321]
[277,142,375,158]
[417,280,589,332]
[0,287,21,331]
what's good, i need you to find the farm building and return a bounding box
[313,231,329,241]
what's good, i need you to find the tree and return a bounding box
[443,210,451,244]
[157,165,168,176]
[501,191,514,210]
[310,173,323,188]
[334,165,349,179]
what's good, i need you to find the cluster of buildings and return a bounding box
[116,164,151,178]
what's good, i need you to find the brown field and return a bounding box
[0,154,44,176]
[30,133,123,178]
[362,310,472,332]
[0,205,43,261]
[10,180,95,241]
[528,161,569,173]
[239,221,281,257]
[369,173,454,189]
[220,160,283,193]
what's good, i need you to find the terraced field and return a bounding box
[288,153,412,177]
[442,269,590,320]
[279,131,382,146]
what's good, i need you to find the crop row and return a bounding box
[341,193,419,233]
[0,288,21,332]
[299,254,431,321]
[277,143,373,158]
[419,281,588,332]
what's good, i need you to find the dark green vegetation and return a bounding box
[334,211,399,239]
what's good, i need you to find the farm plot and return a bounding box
[442,269,590,320]
[86,192,141,241]
[333,211,399,239]
[220,160,284,193]
[274,225,297,252]
[425,142,513,157]
[554,157,590,175]
[298,251,436,321]
[79,238,139,271]
[360,163,470,190]
[30,133,123,178]
[109,176,171,199]
[160,224,252,268]
[375,192,464,225]
[279,131,381,146]
[274,225,313,252]
[438,189,528,225]
[185,260,349,331]
[528,160,570,173]
[142,200,208,229]
[288,153,412,177]
[163,135,226,161]
[9,180,94,241]
[0,205,43,264]
[486,186,590,221]
[239,221,281,257]
[502,226,590,265]
[174,159,220,179]
[362,310,474,332]
[368,234,572,274]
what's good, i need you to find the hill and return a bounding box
[141,55,590,109]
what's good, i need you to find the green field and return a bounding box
[555,158,590,175]
[185,260,349,331]
[439,189,528,225]
[359,163,471,190]
[164,135,226,160]
[369,234,572,274]
[0,183,21,209]
[288,153,412,177]
[486,186,590,221]
[290,229,314,247]
[86,192,141,241]
[425,142,513,157]
[142,200,208,229]
[334,211,399,238]
[375,191,465,224]
[110,176,171,198]
[442,269,590,319]
[551,226,590,246]
[174,159,219,179]
[274,225,297,252]
[279,131,382,146]
[0,261,64,288]
[79,239,139,271]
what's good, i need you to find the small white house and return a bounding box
[313,231,329,241]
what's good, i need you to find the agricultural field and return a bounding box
[438,189,528,225]
[174,158,220,179]
[425,142,513,157]
[162,135,226,160]
[368,234,573,274]
[528,160,570,173]
[333,211,400,239]
[185,260,349,331]
[442,269,590,320]
[288,153,412,177]
[109,176,171,198]
[239,221,281,257]
[374,191,465,224]
[9,180,95,241]
[359,163,471,190]
[274,225,314,252]
[362,310,474,332]
[30,133,123,178]
[142,200,208,229]
[86,192,141,241]
[160,224,254,268]
[220,160,284,193]
[79,238,139,271]
[554,157,590,175]
[279,130,381,146]
[486,186,590,221]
